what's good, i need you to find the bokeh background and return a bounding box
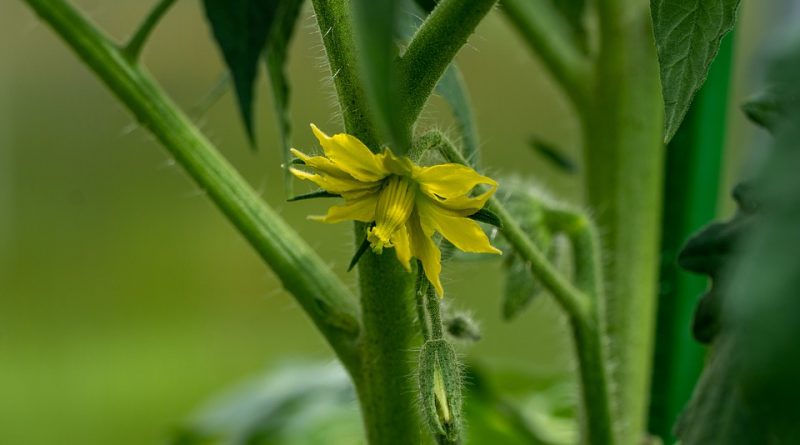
[0,1,779,443]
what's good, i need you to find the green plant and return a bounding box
[20,0,750,443]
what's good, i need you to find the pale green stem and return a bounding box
[398,0,498,125]
[435,132,615,445]
[122,0,177,62]
[585,1,665,443]
[22,0,361,372]
[501,0,592,109]
[311,1,423,443]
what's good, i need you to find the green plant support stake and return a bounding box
[649,31,736,443]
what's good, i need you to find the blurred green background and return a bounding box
[0,1,770,443]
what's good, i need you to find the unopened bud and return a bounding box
[418,339,463,441]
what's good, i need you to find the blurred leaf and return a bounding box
[528,138,578,174]
[549,0,586,51]
[676,30,800,444]
[168,362,362,445]
[265,0,304,194]
[651,0,740,143]
[403,2,480,164]
[463,364,576,445]
[201,0,281,143]
[352,0,408,153]
[436,65,481,166]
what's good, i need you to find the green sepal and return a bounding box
[287,190,341,202]
[348,234,371,272]
[468,208,503,228]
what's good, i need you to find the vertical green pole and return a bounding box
[649,32,735,442]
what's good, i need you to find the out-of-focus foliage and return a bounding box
[676,27,800,445]
[652,0,740,142]
[528,138,578,174]
[494,179,570,321]
[169,362,576,445]
[264,0,304,194]
[169,363,361,445]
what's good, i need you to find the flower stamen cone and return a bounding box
[291,124,501,296]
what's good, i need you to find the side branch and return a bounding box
[431,133,590,324]
[398,0,498,125]
[23,0,361,371]
[501,0,592,109]
[123,0,177,62]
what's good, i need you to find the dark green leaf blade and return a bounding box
[652,0,740,143]
[352,0,408,153]
[202,0,281,142]
[265,0,304,194]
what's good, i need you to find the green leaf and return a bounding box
[676,32,800,444]
[352,0,408,153]
[265,0,304,194]
[436,64,481,166]
[202,0,281,142]
[652,0,740,143]
[168,363,361,445]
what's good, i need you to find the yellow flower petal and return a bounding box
[290,167,380,199]
[290,148,352,179]
[310,194,378,223]
[413,163,497,199]
[311,124,388,182]
[392,224,412,272]
[418,199,502,255]
[408,213,444,297]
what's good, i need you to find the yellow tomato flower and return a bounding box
[291,124,501,296]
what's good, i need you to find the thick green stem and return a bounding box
[22,0,361,371]
[584,1,665,443]
[312,1,423,443]
[398,0,498,125]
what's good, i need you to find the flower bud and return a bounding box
[418,339,463,441]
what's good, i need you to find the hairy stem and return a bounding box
[435,132,615,444]
[312,1,423,443]
[398,0,498,125]
[585,1,665,443]
[123,0,177,62]
[22,0,361,371]
[548,209,615,445]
